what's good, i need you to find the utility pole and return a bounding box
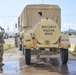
[7,26,9,33]
[68,24,71,35]
[13,24,15,36]
[15,23,18,34]
[6,26,9,37]
[15,23,17,28]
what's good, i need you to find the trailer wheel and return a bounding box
[60,49,68,64]
[19,44,22,51]
[21,44,24,55]
[22,47,24,55]
[25,49,31,65]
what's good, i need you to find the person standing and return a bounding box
[15,33,18,47]
[0,26,5,66]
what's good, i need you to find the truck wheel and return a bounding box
[22,47,24,55]
[25,49,31,65]
[19,44,22,51]
[60,49,68,64]
[22,44,24,55]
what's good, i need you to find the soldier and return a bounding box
[0,26,5,66]
[15,33,18,47]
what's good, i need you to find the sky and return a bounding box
[0,0,76,32]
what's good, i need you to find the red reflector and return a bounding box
[58,44,62,47]
[33,43,37,47]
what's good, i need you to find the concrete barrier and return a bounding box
[3,44,15,51]
[69,44,76,52]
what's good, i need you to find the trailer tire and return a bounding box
[60,49,68,64]
[25,49,31,65]
[19,44,22,51]
[22,48,24,55]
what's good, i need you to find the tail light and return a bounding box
[33,43,37,47]
[58,43,62,47]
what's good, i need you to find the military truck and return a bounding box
[18,4,70,65]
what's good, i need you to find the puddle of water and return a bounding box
[1,58,20,73]
[1,55,76,75]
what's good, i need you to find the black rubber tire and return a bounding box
[22,44,24,55]
[22,48,24,55]
[60,49,68,64]
[19,44,22,51]
[25,49,31,65]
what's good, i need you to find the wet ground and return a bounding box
[0,48,76,75]
[1,37,76,75]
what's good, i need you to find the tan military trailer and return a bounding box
[18,4,70,65]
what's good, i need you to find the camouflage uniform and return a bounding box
[0,26,5,66]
